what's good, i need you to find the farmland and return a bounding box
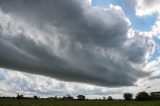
[0,99,160,106]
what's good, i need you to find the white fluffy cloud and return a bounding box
[135,0,160,16]
[133,0,160,75]
[145,17,160,39]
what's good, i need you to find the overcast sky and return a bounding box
[0,0,160,99]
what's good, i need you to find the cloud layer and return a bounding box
[0,68,124,98]
[0,0,152,86]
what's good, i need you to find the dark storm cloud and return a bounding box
[0,0,128,47]
[0,0,150,86]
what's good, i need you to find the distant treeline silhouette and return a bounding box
[123,91,160,101]
[0,91,160,101]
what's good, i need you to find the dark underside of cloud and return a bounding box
[0,0,151,87]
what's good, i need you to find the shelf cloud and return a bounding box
[0,0,152,86]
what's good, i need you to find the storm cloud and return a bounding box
[0,0,152,86]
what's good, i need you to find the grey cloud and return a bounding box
[149,75,160,80]
[0,0,151,87]
[121,34,154,63]
[143,0,159,6]
[0,0,128,48]
[0,34,139,86]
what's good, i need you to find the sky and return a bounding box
[0,0,160,99]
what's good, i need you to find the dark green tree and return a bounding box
[77,95,85,100]
[33,95,39,99]
[150,92,160,100]
[16,93,24,100]
[107,96,113,101]
[63,94,74,100]
[135,91,151,101]
[123,93,133,100]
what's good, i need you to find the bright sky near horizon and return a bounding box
[0,0,160,99]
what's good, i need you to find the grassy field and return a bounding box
[0,99,160,106]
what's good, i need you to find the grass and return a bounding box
[0,99,160,106]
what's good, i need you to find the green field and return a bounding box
[0,99,160,106]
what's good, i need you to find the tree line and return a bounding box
[1,91,160,101]
[124,91,160,101]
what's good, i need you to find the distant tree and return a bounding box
[103,96,106,100]
[107,96,113,101]
[53,96,58,100]
[77,95,85,100]
[16,93,24,100]
[33,95,39,99]
[67,94,74,100]
[135,91,151,101]
[123,93,133,100]
[63,95,74,100]
[150,92,160,100]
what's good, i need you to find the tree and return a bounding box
[103,96,106,100]
[135,91,151,101]
[107,96,113,101]
[150,92,160,100]
[33,95,39,99]
[53,96,59,100]
[16,93,24,100]
[123,93,133,100]
[77,95,85,100]
[63,94,74,100]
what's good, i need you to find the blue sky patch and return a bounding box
[149,37,160,61]
[92,0,158,31]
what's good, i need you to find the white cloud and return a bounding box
[135,0,160,16]
[138,16,160,39]
[144,57,160,80]
[0,68,123,98]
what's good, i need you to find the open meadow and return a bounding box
[0,99,160,106]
